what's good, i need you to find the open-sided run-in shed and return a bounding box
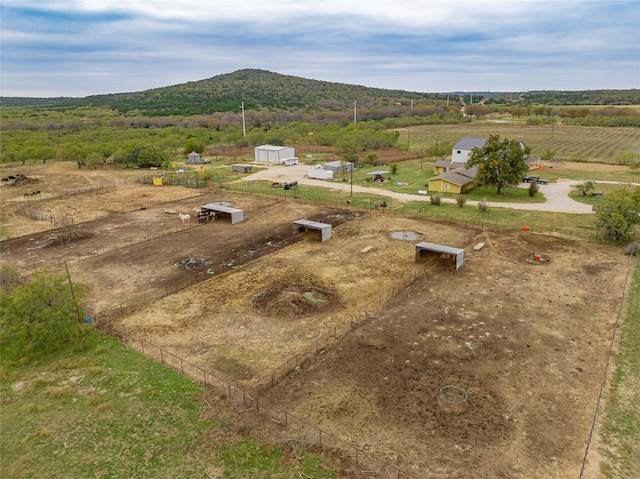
[293,219,332,242]
[415,242,464,269]
[201,203,244,224]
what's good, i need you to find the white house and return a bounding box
[254,145,295,164]
[451,137,487,163]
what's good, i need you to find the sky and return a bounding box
[1,0,639,98]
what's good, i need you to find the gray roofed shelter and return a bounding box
[324,161,354,173]
[367,170,390,175]
[415,242,464,270]
[293,219,332,241]
[201,203,244,224]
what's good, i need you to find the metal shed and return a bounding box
[254,145,295,163]
[415,242,464,270]
[323,161,354,173]
[201,203,244,224]
[293,219,332,242]
[187,151,201,164]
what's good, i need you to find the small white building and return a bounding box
[451,137,487,163]
[255,145,295,164]
[187,151,201,164]
[323,161,354,174]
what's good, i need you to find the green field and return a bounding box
[0,334,334,478]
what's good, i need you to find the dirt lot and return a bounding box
[0,160,628,478]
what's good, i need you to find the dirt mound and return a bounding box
[251,283,340,317]
[44,230,93,247]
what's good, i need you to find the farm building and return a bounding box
[187,151,201,164]
[415,242,464,270]
[323,161,354,174]
[254,145,296,164]
[428,165,478,194]
[451,137,488,163]
[433,160,465,175]
[232,164,254,173]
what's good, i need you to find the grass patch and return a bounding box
[600,256,640,478]
[0,334,334,478]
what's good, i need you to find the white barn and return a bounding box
[254,145,296,164]
[451,137,487,163]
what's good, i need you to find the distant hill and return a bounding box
[2,70,449,116]
[487,89,640,105]
[1,97,79,108]
[1,69,638,115]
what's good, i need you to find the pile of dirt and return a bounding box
[44,230,93,247]
[250,283,340,317]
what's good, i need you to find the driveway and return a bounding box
[238,164,597,214]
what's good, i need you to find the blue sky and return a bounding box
[1,0,639,97]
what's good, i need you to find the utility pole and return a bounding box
[241,101,246,139]
[350,165,353,197]
[354,100,357,125]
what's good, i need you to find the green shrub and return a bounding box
[456,195,467,208]
[430,193,442,206]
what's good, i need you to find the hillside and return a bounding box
[1,69,639,117]
[1,69,448,116]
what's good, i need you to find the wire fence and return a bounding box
[224,182,600,243]
[9,222,201,279]
[11,176,206,239]
[91,255,459,479]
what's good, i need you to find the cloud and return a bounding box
[1,0,638,96]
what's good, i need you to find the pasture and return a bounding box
[0,159,632,478]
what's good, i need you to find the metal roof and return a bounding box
[415,242,464,255]
[367,170,390,175]
[452,137,487,151]
[202,203,241,214]
[255,145,289,151]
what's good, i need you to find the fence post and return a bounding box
[160,349,164,363]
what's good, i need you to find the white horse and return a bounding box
[179,213,191,224]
